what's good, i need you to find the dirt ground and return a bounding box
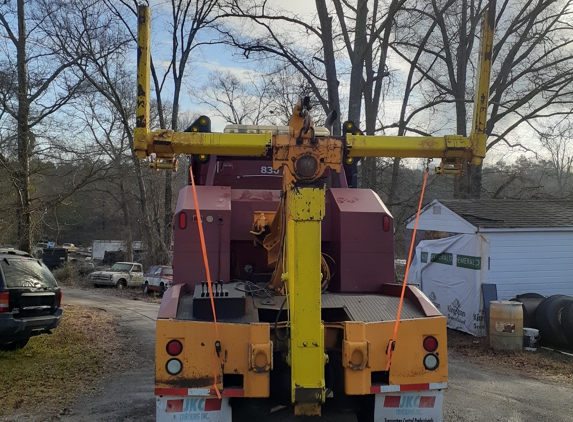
[448,328,573,385]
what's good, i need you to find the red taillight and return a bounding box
[178,212,187,229]
[423,336,438,352]
[167,340,183,356]
[0,292,9,313]
[383,215,390,232]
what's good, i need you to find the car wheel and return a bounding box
[0,337,30,351]
[116,279,127,290]
[93,283,99,288]
[536,295,573,347]
[143,282,149,294]
[159,283,165,297]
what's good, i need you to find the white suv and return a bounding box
[143,265,173,296]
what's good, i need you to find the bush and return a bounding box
[51,261,78,287]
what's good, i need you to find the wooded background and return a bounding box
[1,0,572,263]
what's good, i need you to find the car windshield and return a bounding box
[163,268,173,276]
[111,263,133,271]
[1,258,58,288]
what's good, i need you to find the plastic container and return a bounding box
[489,300,523,351]
[523,327,540,351]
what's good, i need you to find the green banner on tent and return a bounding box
[457,254,481,270]
[430,252,453,265]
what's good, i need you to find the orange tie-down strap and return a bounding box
[386,167,429,371]
[189,167,222,398]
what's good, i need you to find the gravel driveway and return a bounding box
[57,287,573,422]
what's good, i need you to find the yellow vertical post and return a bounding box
[469,2,495,166]
[135,6,151,158]
[285,185,326,416]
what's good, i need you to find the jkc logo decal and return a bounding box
[383,395,436,408]
[166,398,222,413]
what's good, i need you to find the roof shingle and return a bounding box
[437,199,573,229]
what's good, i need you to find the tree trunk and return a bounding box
[315,0,341,135]
[347,0,367,125]
[164,171,172,252]
[119,178,134,262]
[16,0,32,253]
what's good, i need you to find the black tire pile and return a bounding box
[512,294,573,348]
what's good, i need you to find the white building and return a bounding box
[92,240,146,262]
[405,199,573,300]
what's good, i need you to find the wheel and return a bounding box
[93,284,99,288]
[143,282,149,295]
[116,279,127,290]
[536,295,573,347]
[158,283,165,297]
[0,337,29,351]
[560,301,573,341]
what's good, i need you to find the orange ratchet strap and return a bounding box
[386,165,429,371]
[189,167,222,399]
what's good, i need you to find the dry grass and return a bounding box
[0,304,127,417]
[448,329,573,384]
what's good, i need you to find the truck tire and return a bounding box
[536,295,573,347]
[560,301,573,341]
[143,282,150,295]
[0,337,29,351]
[159,283,165,297]
[116,279,127,290]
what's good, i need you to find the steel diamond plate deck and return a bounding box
[254,293,425,322]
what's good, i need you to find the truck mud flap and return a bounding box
[156,396,231,422]
[374,390,443,422]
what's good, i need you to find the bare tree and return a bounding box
[394,0,573,198]
[0,0,90,252]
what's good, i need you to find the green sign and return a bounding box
[457,254,481,270]
[421,252,428,263]
[430,252,453,265]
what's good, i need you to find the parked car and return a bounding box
[89,262,143,289]
[61,243,78,253]
[0,249,63,351]
[143,265,173,296]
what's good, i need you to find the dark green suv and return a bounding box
[0,249,63,351]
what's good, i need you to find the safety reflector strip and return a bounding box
[370,382,446,394]
[156,388,244,397]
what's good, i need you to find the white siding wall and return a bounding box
[406,201,475,234]
[486,231,573,300]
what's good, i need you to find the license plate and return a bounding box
[374,390,443,422]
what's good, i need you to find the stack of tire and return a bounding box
[536,295,573,348]
[510,293,573,349]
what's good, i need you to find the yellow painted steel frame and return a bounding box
[285,185,327,415]
[156,320,272,397]
[342,318,447,394]
[135,6,494,171]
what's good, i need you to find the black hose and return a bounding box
[274,296,289,341]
